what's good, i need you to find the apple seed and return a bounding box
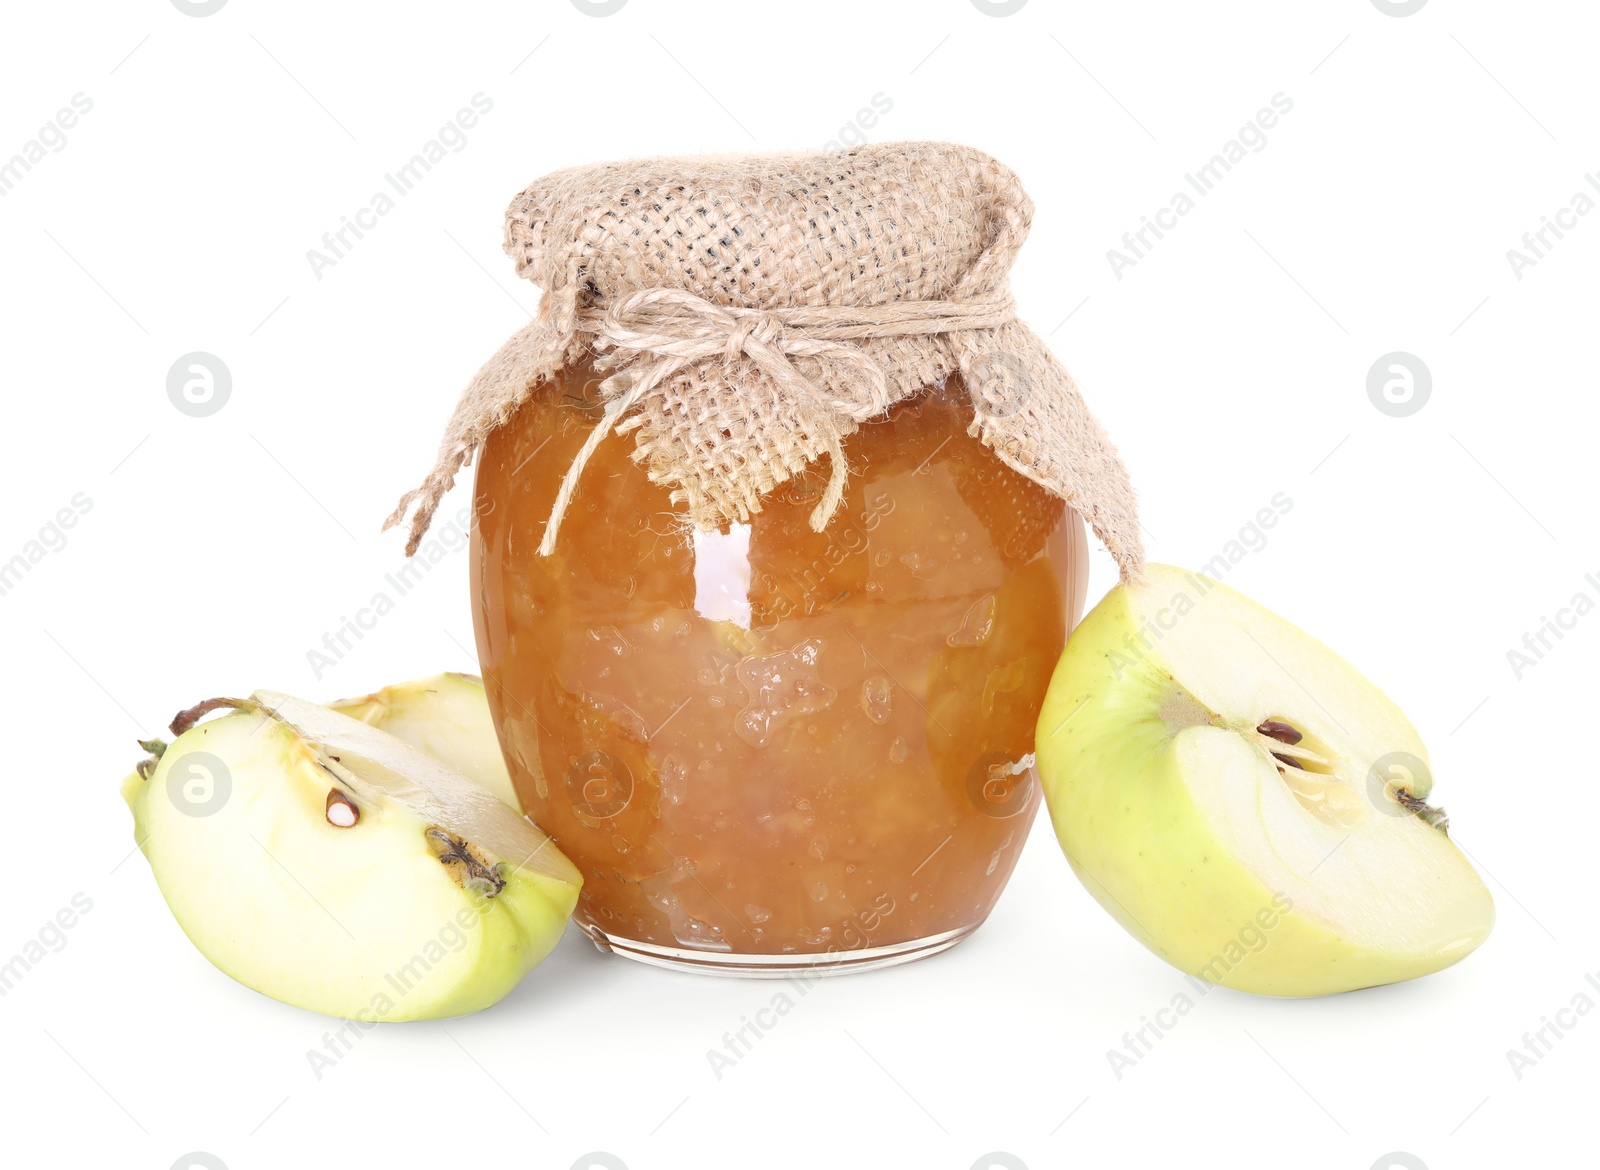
[1249,720,1333,770]
[1256,719,1303,746]
[325,788,360,828]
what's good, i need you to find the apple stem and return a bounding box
[169,697,261,737]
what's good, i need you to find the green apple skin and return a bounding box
[126,712,577,1021]
[1036,568,1492,998]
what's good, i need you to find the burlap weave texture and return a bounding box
[387,141,1143,579]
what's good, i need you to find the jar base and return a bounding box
[576,920,982,978]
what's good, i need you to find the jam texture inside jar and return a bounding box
[472,359,1089,974]
[389,144,1144,974]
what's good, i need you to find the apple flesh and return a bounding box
[1037,564,1493,997]
[327,672,523,812]
[122,691,580,1020]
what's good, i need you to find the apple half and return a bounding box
[122,690,579,1020]
[1037,564,1493,997]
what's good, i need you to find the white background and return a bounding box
[1,2,1594,1168]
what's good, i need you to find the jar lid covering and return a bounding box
[388,141,1143,580]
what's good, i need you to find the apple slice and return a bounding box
[327,672,524,813]
[122,691,580,1020]
[1036,564,1493,997]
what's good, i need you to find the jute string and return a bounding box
[539,287,1018,555]
[384,143,1146,580]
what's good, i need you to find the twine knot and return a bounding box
[382,145,1146,582]
[724,310,781,362]
[533,287,1017,556]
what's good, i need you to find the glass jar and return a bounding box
[471,359,1088,975]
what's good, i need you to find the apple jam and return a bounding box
[471,360,1088,973]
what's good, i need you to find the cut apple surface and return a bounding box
[122,691,580,1020]
[327,673,523,812]
[1037,564,1493,997]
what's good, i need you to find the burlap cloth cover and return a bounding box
[387,141,1144,580]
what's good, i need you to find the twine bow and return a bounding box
[538,287,1017,554]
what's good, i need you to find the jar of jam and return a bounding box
[471,358,1089,975]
